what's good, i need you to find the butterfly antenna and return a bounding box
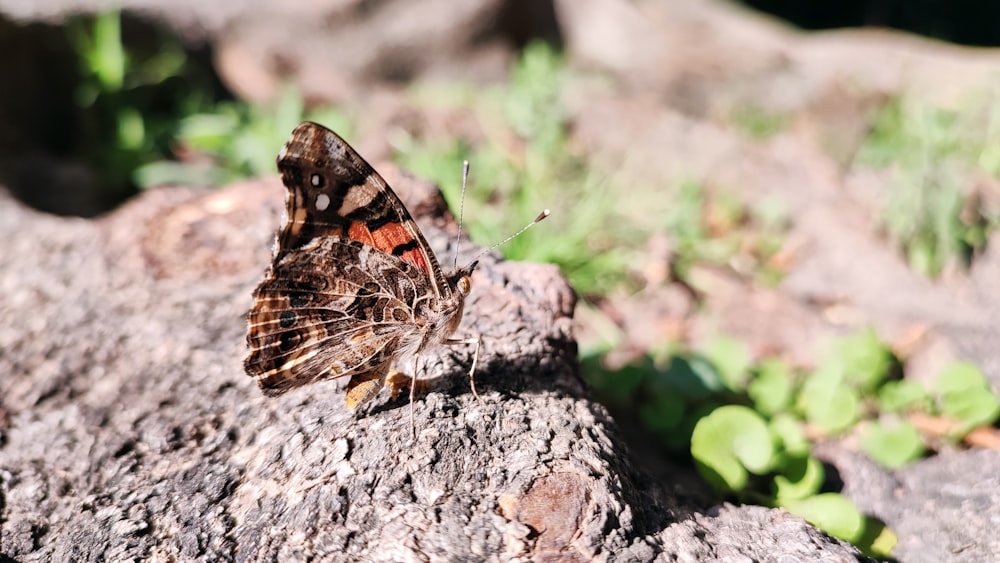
[469,209,551,265]
[454,160,470,270]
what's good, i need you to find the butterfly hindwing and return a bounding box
[245,237,427,396]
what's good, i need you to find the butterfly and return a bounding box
[244,122,481,427]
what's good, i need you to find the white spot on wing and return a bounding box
[338,183,378,216]
[316,193,330,211]
[311,174,322,186]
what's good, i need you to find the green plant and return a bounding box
[66,8,351,195]
[796,327,896,435]
[857,96,1000,277]
[730,104,790,140]
[664,181,790,287]
[929,361,1000,435]
[67,9,219,199]
[860,418,925,468]
[585,326,1000,558]
[395,43,645,296]
[396,43,792,299]
[137,86,351,188]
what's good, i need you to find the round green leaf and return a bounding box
[932,362,1000,431]
[769,413,810,455]
[860,419,926,468]
[832,327,894,392]
[773,454,824,501]
[797,367,860,435]
[857,516,898,559]
[749,358,795,415]
[932,361,989,394]
[783,493,865,543]
[877,379,929,413]
[691,406,774,491]
[700,336,752,390]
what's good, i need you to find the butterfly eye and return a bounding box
[457,275,472,295]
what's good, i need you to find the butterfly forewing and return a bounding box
[275,122,452,299]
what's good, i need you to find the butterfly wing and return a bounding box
[275,121,452,300]
[245,237,430,397]
[245,122,470,405]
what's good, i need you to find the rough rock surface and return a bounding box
[0,174,864,560]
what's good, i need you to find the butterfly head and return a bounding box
[451,260,478,298]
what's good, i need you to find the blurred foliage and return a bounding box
[665,181,790,287]
[66,9,221,200]
[730,105,790,140]
[857,96,1000,277]
[65,9,348,196]
[137,87,351,188]
[395,43,638,296]
[585,327,999,558]
[397,45,790,295]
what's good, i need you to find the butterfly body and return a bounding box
[245,122,477,410]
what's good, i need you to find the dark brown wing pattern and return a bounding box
[245,237,432,400]
[275,121,452,299]
[244,122,476,411]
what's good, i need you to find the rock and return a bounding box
[818,445,1000,562]
[0,174,864,560]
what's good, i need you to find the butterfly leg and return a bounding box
[446,336,481,401]
[345,365,390,411]
[409,354,420,439]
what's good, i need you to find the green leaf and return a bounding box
[860,419,926,468]
[877,379,929,413]
[931,362,1000,432]
[661,402,716,454]
[782,493,865,543]
[857,517,898,559]
[117,107,146,150]
[691,406,774,491]
[177,112,242,151]
[134,160,235,189]
[579,355,646,404]
[773,454,824,501]
[505,42,566,152]
[749,358,795,415]
[908,235,940,277]
[933,361,992,393]
[700,336,752,390]
[831,327,895,392]
[797,364,860,435]
[91,9,125,91]
[639,393,686,435]
[769,413,810,456]
[648,354,727,402]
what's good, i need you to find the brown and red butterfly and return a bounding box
[244,122,481,422]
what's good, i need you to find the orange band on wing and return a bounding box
[347,221,376,247]
[347,220,432,275]
[396,248,428,273]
